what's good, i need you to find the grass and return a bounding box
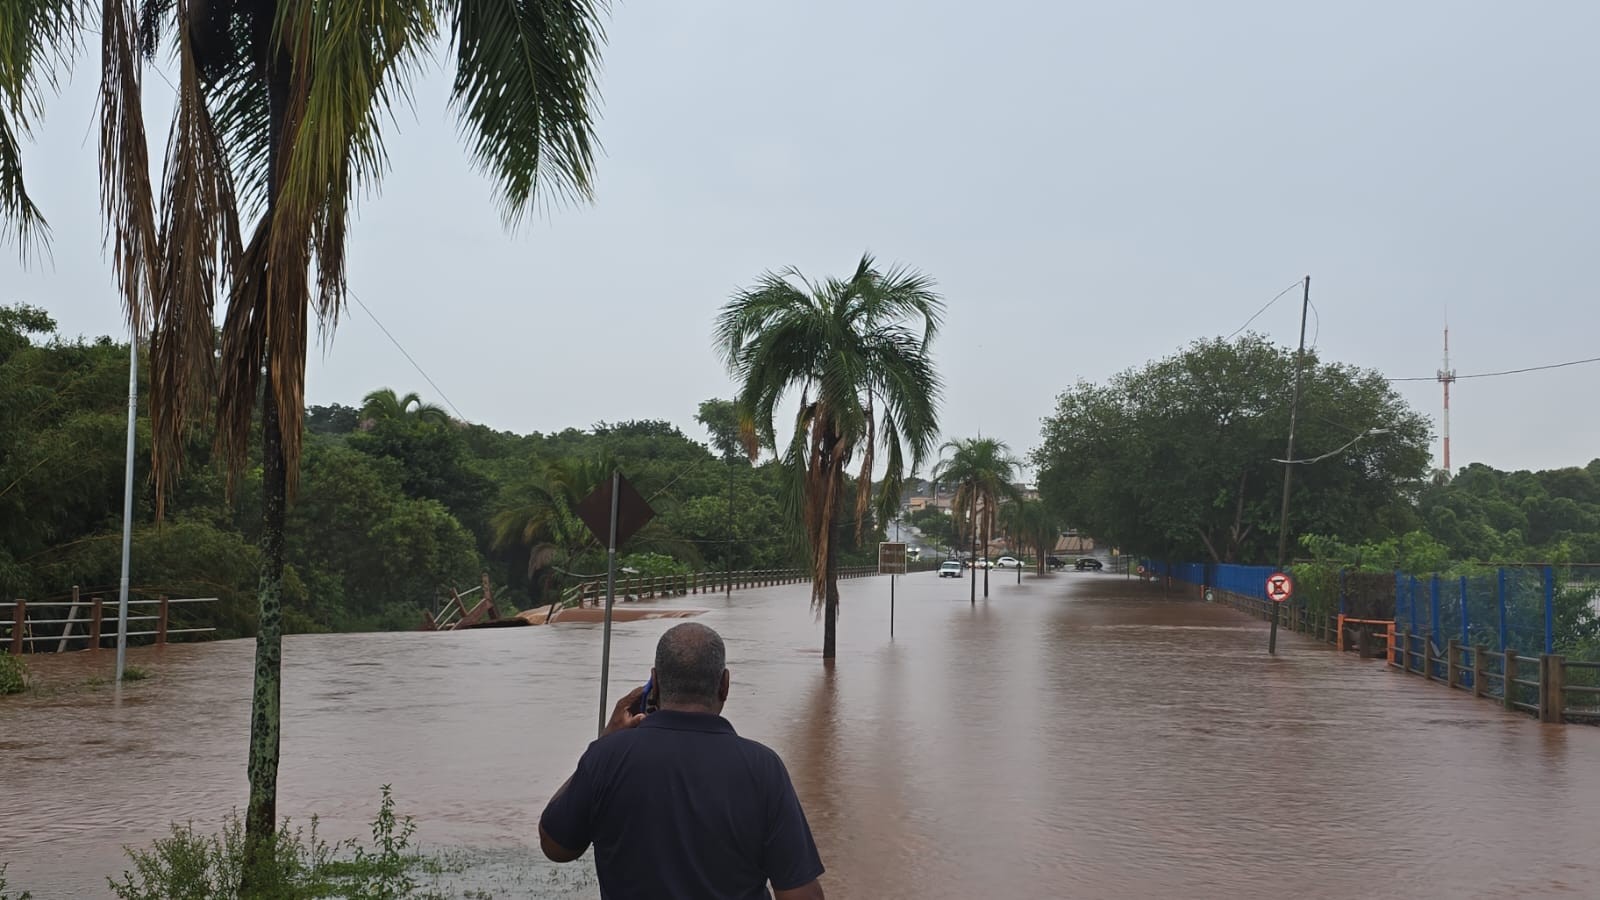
[121,666,151,682]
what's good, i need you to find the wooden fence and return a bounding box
[2,587,218,655]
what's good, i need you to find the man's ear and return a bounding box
[718,669,730,702]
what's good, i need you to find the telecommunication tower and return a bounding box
[1437,325,1457,474]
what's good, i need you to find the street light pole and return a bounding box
[115,331,139,682]
[1271,275,1312,656]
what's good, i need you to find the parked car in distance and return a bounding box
[940,560,963,578]
[1046,556,1066,571]
[1075,557,1104,571]
[965,558,993,569]
[995,556,1023,569]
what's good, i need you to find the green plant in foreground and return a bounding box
[0,654,26,695]
[121,666,151,682]
[108,787,445,899]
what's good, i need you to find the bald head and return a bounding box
[653,622,728,710]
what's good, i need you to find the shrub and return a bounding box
[108,786,437,900]
[0,654,26,695]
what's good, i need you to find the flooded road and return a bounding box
[5,573,1600,898]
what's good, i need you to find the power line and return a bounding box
[1387,355,1600,383]
[347,290,469,421]
[1226,280,1305,341]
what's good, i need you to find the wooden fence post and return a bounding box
[157,596,170,645]
[90,597,104,650]
[1446,638,1459,688]
[1423,637,1434,681]
[1541,655,1565,724]
[1472,644,1486,698]
[9,600,23,655]
[1503,649,1519,711]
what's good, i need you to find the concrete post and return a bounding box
[1542,655,1565,724]
[1503,649,1519,712]
[1472,644,1487,698]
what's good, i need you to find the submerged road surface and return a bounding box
[4,572,1600,898]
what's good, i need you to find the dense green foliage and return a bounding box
[1034,336,1432,564]
[0,310,882,638]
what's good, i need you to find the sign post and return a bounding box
[1266,571,1295,654]
[879,541,907,637]
[575,471,655,738]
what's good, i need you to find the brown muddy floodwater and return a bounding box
[5,573,1600,898]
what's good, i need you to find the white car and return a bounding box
[939,560,963,578]
[995,556,1023,569]
[964,558,993,569]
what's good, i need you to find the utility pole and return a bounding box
[724,454,733,599]
[1271,275,1311,655]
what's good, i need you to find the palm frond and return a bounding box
[100,0,161,328]
[147,0,242,514]
[252,0,436,490]
[447,0,604,223]
[0,0,79,258]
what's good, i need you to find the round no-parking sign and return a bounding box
[1266,572,1294,603]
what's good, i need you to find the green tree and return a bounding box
[933,437,1021,602]
[907,506,956,554]
[1034,336,1431,564]
[360,388,449,428]
[491,455,612,599]
[7,0,610,858]
[715,254,943,659]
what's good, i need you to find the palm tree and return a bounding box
[934,437,1020,603]
[715,254,943,660]
[1001,498,1058,575]
[492,454,612,585]
[361,387,449,427]
[6,0,606,856]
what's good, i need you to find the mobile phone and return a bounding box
[631,676,660,715]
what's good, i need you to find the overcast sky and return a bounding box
[4,1,1597,476]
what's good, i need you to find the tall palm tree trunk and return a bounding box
[246,387,287,847]
[245,54,291,860]
[823,508,839,659]
[972,512,985,595]
[969,504,976,607]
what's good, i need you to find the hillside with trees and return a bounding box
[0,307,885,638]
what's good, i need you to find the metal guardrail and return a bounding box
[552,562,948,612]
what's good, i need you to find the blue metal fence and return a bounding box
[1148,559,1588,660]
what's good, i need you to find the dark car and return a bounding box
[1075,558,1103,571]
[1046,556,1066,571]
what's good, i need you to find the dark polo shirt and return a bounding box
[540,709,824,899]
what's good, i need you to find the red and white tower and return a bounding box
[1437,325,1456,474]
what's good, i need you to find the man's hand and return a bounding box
[603,685,646,737]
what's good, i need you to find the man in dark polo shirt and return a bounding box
[539,622,826,899]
